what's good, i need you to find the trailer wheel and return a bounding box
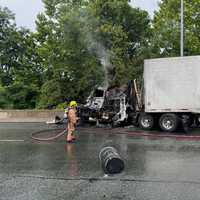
[159,113,179,132]
[138,113,154,130]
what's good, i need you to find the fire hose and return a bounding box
[31,128,66,141]
[31,125,200,142]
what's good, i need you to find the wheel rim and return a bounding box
[141,116,152,128]
[162,117,174,130]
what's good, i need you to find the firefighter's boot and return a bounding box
[66,132,73,143]
[66,126,73,142]
[71,131,76,140]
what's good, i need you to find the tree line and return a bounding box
[0,0,200,109]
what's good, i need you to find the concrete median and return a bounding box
[0,110,64,122]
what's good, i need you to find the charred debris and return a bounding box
[78,80,143,127]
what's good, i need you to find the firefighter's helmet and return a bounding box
[69,101,77,107]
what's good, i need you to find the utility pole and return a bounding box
[180,0,184,56]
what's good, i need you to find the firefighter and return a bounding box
[66,101,78,142]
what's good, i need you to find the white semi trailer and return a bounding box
[137,56,200,132]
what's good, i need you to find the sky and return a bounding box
[0,0,159,31]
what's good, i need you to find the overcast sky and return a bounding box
[0,0,159,31]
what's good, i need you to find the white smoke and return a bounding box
[87,38,114,88]
[78,12,114,88]
[96,43,113,88]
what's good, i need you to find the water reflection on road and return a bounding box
[1,123,200,200]
[65,144,79,177]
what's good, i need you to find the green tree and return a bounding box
[35,0,104,108]
[152,0,200,57]
[0,6,43,108]
[87,0,151,84]
[0,7,16,87]
[35,0,152,108]
[0,2,152,109]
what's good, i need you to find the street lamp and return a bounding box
[180,0,184,56]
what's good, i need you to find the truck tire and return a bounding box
[159,113,179,132]
[138,113,154,130]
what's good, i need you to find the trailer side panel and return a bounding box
[144,56,200,113]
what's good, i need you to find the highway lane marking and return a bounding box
[0,140,24,142]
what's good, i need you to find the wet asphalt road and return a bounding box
[1,123,200,200]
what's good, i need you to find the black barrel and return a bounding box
[99,146,125,174]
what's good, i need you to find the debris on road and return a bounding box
[99,146,125,174]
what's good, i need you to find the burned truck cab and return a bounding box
[79,81,139,126]
[86,88,105,110]
[79,87,106,123]
[98,90,128,126]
